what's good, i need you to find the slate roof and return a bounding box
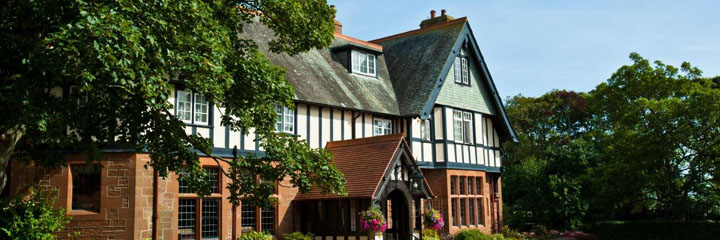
[295,134,433,200]
[371,18,468,117]
[240,23,400,115]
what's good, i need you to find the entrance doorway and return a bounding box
[384,190,410,240]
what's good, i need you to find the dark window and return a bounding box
[450,177,457,195]
[179,168,192,194]
[178,199,197,240]
[468,177,474,195]
[261,206,275,234]
[205,168,220,194]
[71,164,101,212]
[201,199,220,239]
[460,198,466,226]
[451,198,458,226]
[476,177,482,195]
[241,202,256,232]
[459,177,465,195]
[469,198,475,225]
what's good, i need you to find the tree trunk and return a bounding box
[0,125,23,195]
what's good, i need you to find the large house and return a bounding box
[9,9,516,240]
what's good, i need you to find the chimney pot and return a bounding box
[441,9,446,16]
[331,5,342,34]
[430,10,436,18]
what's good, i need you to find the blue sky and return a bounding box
[327,0,720,98]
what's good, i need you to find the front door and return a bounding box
[384,190,410,240]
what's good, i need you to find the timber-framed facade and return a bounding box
[9,9,516,240]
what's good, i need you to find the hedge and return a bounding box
[582,221,720,240]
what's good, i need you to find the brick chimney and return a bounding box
[420,9,455,28]
[331,5,343,34]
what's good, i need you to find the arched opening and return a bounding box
[384,189,411,240]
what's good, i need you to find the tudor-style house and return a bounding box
[8,9,516,240]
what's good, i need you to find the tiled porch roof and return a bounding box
[295,134,413,201]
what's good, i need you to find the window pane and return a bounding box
[352,51,360,72]
[462,58,469,84]
[450,176,456,195]
[205,167,220,194]
[360,53,368,74]
[373,119,391,136]
[453,111,464,143]
[178,199,196,240]
[451,199,458,226]
[368,55,376,75]
[275,105,284,131]
[468,178,474,195]
[477,178,482,195]
[177,91,192,122]
[469,198,475,225]
[454,57,462,83]
[195,93,209,124]
[241,202,256,232]
[178,168,192,193]
[459,177,465,195]
[261,206,275,234]
[71,164,101,212]
[284,107,294,133]
[460,198,466,226]
[201,199,220,239]
[464,121,473,144]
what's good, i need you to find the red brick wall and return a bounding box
[421,168,502,235]
[10,153,137,240]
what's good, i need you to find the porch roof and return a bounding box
[295,134,433,201]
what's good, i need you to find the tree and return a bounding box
[0,0,346,206]
[503,90,596,229]
[589,53,720,220]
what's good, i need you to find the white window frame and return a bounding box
[420,119,430,141]
[351,50,377,76]
[275,105,295,134]
[175,89,210,126]
[453,110,473,144]
[454,56,470,85]
[194,93,209,125]
[373,118,392,136]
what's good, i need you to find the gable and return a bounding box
[435,47,497,115]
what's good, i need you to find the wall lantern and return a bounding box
[410,170,424,196]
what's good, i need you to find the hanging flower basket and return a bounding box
[423,208,445,232]
[359,205,387,239]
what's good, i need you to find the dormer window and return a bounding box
[351,50,376,76]
[454,56,469,85]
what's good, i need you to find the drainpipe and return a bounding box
[152,170,159,240]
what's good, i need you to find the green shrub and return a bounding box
[583,221,720,240]
[422,229,440,240]
[0,187,70,240]
[282,232,313,240]
[239,231,272,240]
[453,229,496,240]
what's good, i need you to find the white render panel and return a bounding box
[445,107,454,141]
[495,150,501,167]
[493,129,500,148]
[470,145,477,164]
[343,110,352,140]
[435,143,445,162]
[228,128,240,150]
[475,113,483,146]
[321,107,331,147]
[196,128,210,139]
[213,107,225,148]
[433,107,443,140]
[363,113,372,137]
[309,105,320,148]
[332,109,342,141]
[447,143,456,163]
[296,104,307,141]
[243,128,255,150]
[423,142,432,163]
[412,141,422,162]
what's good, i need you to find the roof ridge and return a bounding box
[370,17,467,44]
[334,33,383,51]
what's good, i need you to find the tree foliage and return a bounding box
[503,53,720,229]
[0,0,345,207]
[0,187,70,239]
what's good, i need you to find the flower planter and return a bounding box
[374,234,383,240]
